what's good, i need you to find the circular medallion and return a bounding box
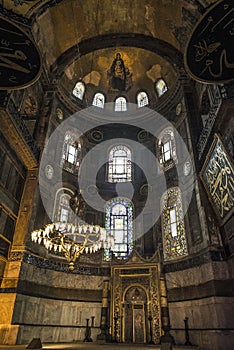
[56,108,64,120]
[183,161,191,176]
[176,103,182,116]
[45,164,54,179]
[0,15,42,90]
[137,130,150,142]
[91,130,103,142]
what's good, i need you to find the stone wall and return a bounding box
[166,256,234,350]
[0,259,107,344]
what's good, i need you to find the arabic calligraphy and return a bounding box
[0,16,41,90]
[185,0,234,83]
[202,135,234,219]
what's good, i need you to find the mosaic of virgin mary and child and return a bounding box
[107,53,132,92]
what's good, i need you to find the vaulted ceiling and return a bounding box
[2,0,216,103]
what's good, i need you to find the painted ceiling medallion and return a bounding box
[0,16,42,90]
[185,0,234,83]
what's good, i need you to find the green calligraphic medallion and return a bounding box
[185,0,234,83]
[0,15,42,90]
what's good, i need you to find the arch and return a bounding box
[137,91,149,107]
[61,130,81,173]
[161,187,188,261]
[72,81,85,100]
[105,197,133,259]
[52,34,183,79]
[155,78,168,97]
[53,187,74,223]
[92,92,105,108]
[115,96,127,112]
[157,128,177,172]
[108,144,132,183]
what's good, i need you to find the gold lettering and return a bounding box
[0,50,30,73]
[211,8,234,32]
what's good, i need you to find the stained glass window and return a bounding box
[157,128,177,172]
[72,81,85,100]
[61,131,81,173]
[92,92,105,108]
[105,197,133,259]
[115,97,127,112]
[161,187,188,261]
[155,79,168,97]
[108,145,132,183]
[53,189,73,223]
[137,91,149,107]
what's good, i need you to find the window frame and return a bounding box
[61,131,82,174]
[157,128,177,172]
[161,187,188,261]
[114,96,127,112]
[105,197,134,259]
[155,78,168,97]
[92,92,105,108]
[107,145,132,183]
[72,81,85,100]
[137,91,149,108]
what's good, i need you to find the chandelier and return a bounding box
[31,222,114,271]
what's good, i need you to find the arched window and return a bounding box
[155,79,168,97]
[92,92,105,108]
[115,97,127,112]
[61,131,81,173]
[108,145,132,183]
[53,188,73,223]
[105,197,133,259]
[161,187,188,261]
[157,128,177,172]
[72,81,85,100]
[137,91,149,107]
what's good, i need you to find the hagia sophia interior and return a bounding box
[0,1,233,349]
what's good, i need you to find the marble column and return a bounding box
[97,279,110,342]
[159,274,175,345]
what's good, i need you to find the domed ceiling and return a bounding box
[3,0,215,71]
[60,47,177,101]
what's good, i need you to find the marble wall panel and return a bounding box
[166,259,233,289]
[13,294,103,326]
[171,329,234,350]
